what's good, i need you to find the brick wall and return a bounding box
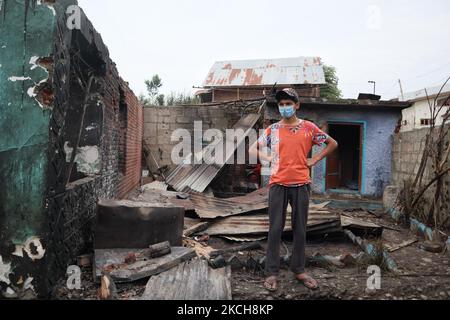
[37,7,142,297]
[117,84,144,198]
[392,125,450,228]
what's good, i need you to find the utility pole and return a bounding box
[368,81,376,95]
[398,79,405,101]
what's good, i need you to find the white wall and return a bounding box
[400,96,450,132]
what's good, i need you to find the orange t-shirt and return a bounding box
[258,120,329,187]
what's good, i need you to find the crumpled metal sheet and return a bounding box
[189,187,270,219]
[166,113,261,193]
[206,211,341,236]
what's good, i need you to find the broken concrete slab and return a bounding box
[94,247,196,283]
[95,199,185,248]
[140,258,232,300]
[383,185,400,211]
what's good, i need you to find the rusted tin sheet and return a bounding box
[206,212,341,236]
[166,113,261,193]
[189,187,269,219]
[203,57,325,88]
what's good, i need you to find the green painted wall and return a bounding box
[0,1,56,245]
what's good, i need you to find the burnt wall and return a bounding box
[0,1,143,298]
[44,6,144,296]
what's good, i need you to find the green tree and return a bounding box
[321,64,342,100]
[141,74,200,106]
[145,75,163,98]
[140,74,164,106]
[166,91,200,106]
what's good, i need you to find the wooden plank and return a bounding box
[385,239,418,252]
[183,237,215,259]
[184,222,211,237]
[98,273,118,300]
[142,241,171,259]
[210,242,262,258]
[140,258,232,300]
[94,247,196,283]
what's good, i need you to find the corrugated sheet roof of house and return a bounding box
[297,97,411,109]
[401,83,450,102]
[203,57,326,88]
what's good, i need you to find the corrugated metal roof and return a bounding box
[203,57,326,88]
[166,112,262,193]
[206,212,341,236]
[189,187,270,219]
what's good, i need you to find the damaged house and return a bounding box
[265,97,411,197]
[0,1,143,298]
[196,57,325,104]
[1,1,449,302]
[193,56,411,198]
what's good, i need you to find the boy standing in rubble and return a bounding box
[250,88,338,291]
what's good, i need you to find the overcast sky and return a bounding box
[78,0,450,100]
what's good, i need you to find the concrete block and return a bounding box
[176,116,193,124]
[158,123,169,130]
[95,199,185,249]
[144,123,157,137]
[158,108,172,116]
[383,185,400,210]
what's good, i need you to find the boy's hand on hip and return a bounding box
[306,158,319,168]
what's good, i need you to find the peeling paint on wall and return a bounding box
[64,142,101,175]
[37,0,56,16]
[0,255,12,285]
[12,237,46,261]
[8,76,32,82]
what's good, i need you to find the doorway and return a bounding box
[326,122,363,193]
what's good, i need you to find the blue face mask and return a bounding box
[278,105,296,118]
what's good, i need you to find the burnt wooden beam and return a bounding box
[210,241,262,258]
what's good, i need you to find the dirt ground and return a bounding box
[52,210,450,301]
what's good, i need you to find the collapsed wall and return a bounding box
[0,0,143,298]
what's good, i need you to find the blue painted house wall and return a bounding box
[266,104,403,198]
